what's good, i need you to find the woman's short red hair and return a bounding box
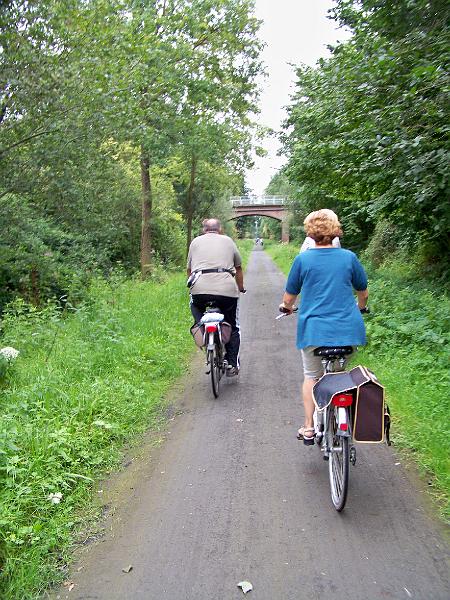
[304,209,341,245]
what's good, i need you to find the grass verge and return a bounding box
[0,274,194,599]
[235,238,254,269]
[265,242,450,520]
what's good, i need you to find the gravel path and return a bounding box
[61,248,449,600]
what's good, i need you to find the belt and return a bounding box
[198,268,234,275]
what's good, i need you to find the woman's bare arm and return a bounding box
[280,292,298,314]
[356,289,368,310]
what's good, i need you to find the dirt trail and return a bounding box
[60,248,449,600]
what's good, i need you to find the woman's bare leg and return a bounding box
[302,377,317,429]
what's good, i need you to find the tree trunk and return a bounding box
[140,151,152,278]
[186,154,197,255]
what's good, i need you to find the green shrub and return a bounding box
[0,274,194,599]
[362,220,404,268]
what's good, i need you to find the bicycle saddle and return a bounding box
[314,346,353,358]
[205,306,222,313]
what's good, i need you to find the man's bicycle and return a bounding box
[197,307,230,398]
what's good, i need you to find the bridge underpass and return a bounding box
[229,195,290,242]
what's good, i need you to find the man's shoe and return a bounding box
[226,366,239,378]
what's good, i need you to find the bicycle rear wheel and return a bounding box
[208,347,220,398]
[328,407,349,511]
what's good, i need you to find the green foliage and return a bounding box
[362,219,405,268]
[356,265,450,518]
[0,194,107,310]
[264,170,294,198]
[235,239,254,269]
[264,241,299,274]
[0,274,194,599]
[281,0,450,269]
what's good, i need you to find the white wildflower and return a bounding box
[0,347,20,362]
[92,420,113,429]
[48,492,63,504]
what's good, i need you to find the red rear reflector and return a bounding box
[206,324,217,333]
[339,422,349,431]
[332,393,353,407]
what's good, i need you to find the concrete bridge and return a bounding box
[229,195,290,242]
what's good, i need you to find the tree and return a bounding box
[106,0,263,275]
[281,0,449,264]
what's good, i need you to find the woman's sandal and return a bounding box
[297,426,315,446]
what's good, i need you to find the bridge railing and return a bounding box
[230,195,287,207]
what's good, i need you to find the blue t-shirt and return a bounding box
[285,248,368,349]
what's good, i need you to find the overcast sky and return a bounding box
[246,0,349,195]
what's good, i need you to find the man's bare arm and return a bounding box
[235,266,244,291]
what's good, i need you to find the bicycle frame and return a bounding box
[315,394,353,455]
[314,357,355,511]
[201,310,227,398]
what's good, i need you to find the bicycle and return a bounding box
[277,306,380,512]
[312,345,355,511]
[199,307,229,398]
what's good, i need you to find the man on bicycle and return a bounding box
[187,218,245,377]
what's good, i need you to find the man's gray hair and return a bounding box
[202,218,222,233]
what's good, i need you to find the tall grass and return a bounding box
[265,243,450,519]
[263,240,299,274]
[235,239,254,269]
[0,274,194,599]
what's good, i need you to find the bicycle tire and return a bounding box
[328,407,349,512]
[209,347,220,398]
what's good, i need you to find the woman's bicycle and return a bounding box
[277,307,387,512]
[312,346,355,511]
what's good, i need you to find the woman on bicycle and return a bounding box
[279,210,369,444]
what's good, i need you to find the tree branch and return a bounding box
[0,128,57,156]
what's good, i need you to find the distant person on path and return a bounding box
[279,211,369,443]
[187,218,245,377]
[300,209,341,252]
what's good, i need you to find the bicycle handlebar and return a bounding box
[276,306,298,320]
[276,305,368,321]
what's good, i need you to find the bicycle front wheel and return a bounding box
[328,407,349,512]
[208,347,220,398]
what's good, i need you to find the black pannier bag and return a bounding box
[190,321,232,348]
[313,365,387,443]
